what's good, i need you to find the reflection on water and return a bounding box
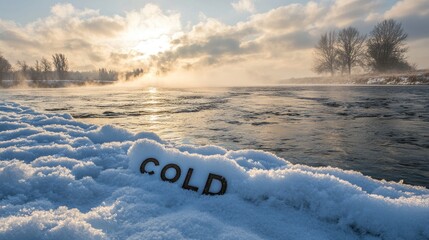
[1,85,428,188]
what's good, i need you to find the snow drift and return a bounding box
[0,101,428,240]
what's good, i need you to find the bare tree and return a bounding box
[41,57,52,80]
[30,60,43,85]
[52,53,69,80]
[367,19,411,72]
[17,61,29,73]
[337,27,366,75]
[314,31,338,76]
[125,68,144,81]
[16,60,30,82]
[0,55,12,83]
[99,68,119,81]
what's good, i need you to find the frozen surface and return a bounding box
[1,101,428,239]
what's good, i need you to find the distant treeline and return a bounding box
[314,19,414,76]
[0,53,144,87]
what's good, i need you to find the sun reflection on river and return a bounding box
[146,87,160,114]
[148,87,157,94]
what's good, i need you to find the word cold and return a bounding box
[140,158,228,195]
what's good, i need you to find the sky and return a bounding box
[0,0,429,86]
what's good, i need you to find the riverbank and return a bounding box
[1,101,428,239]
[280,70,429,85]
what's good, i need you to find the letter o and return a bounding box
[161,164,181,183]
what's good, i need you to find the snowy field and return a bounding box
[0,101,428,239]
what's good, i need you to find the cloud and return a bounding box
[51,3,77,17]
[384,0,429,40]
[0,3,180,71]
[80,16,125,37]
[248,3,323,32]
[326,0,382,26]
[0,0,428,84]
[384,0,429,18]
[0,29,41,49]
[151,2,327,76]
[232,0,256,13]
[150,0,429,84]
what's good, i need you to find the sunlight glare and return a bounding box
[148,87,157,94]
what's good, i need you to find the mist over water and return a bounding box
[1,85,428,188]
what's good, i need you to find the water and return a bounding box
[1,85,428,188]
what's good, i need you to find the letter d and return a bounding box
[202,173,227,195]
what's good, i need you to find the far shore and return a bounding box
[278,70,429,85]
[1,70,429,88]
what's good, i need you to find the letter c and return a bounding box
[140,158,159,175]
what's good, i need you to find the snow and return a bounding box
[1,101,429,239]
[367,78,386,84]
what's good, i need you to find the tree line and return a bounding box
[0,53,70,85]
[314,19,413,76]
[0,53,144,87]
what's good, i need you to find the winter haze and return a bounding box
[1,0,429,86]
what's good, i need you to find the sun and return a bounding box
[118,20,176,59]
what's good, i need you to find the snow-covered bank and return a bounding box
[279,70,429,85]
[1,102,428,240]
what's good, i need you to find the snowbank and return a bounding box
[1,101,428,239]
